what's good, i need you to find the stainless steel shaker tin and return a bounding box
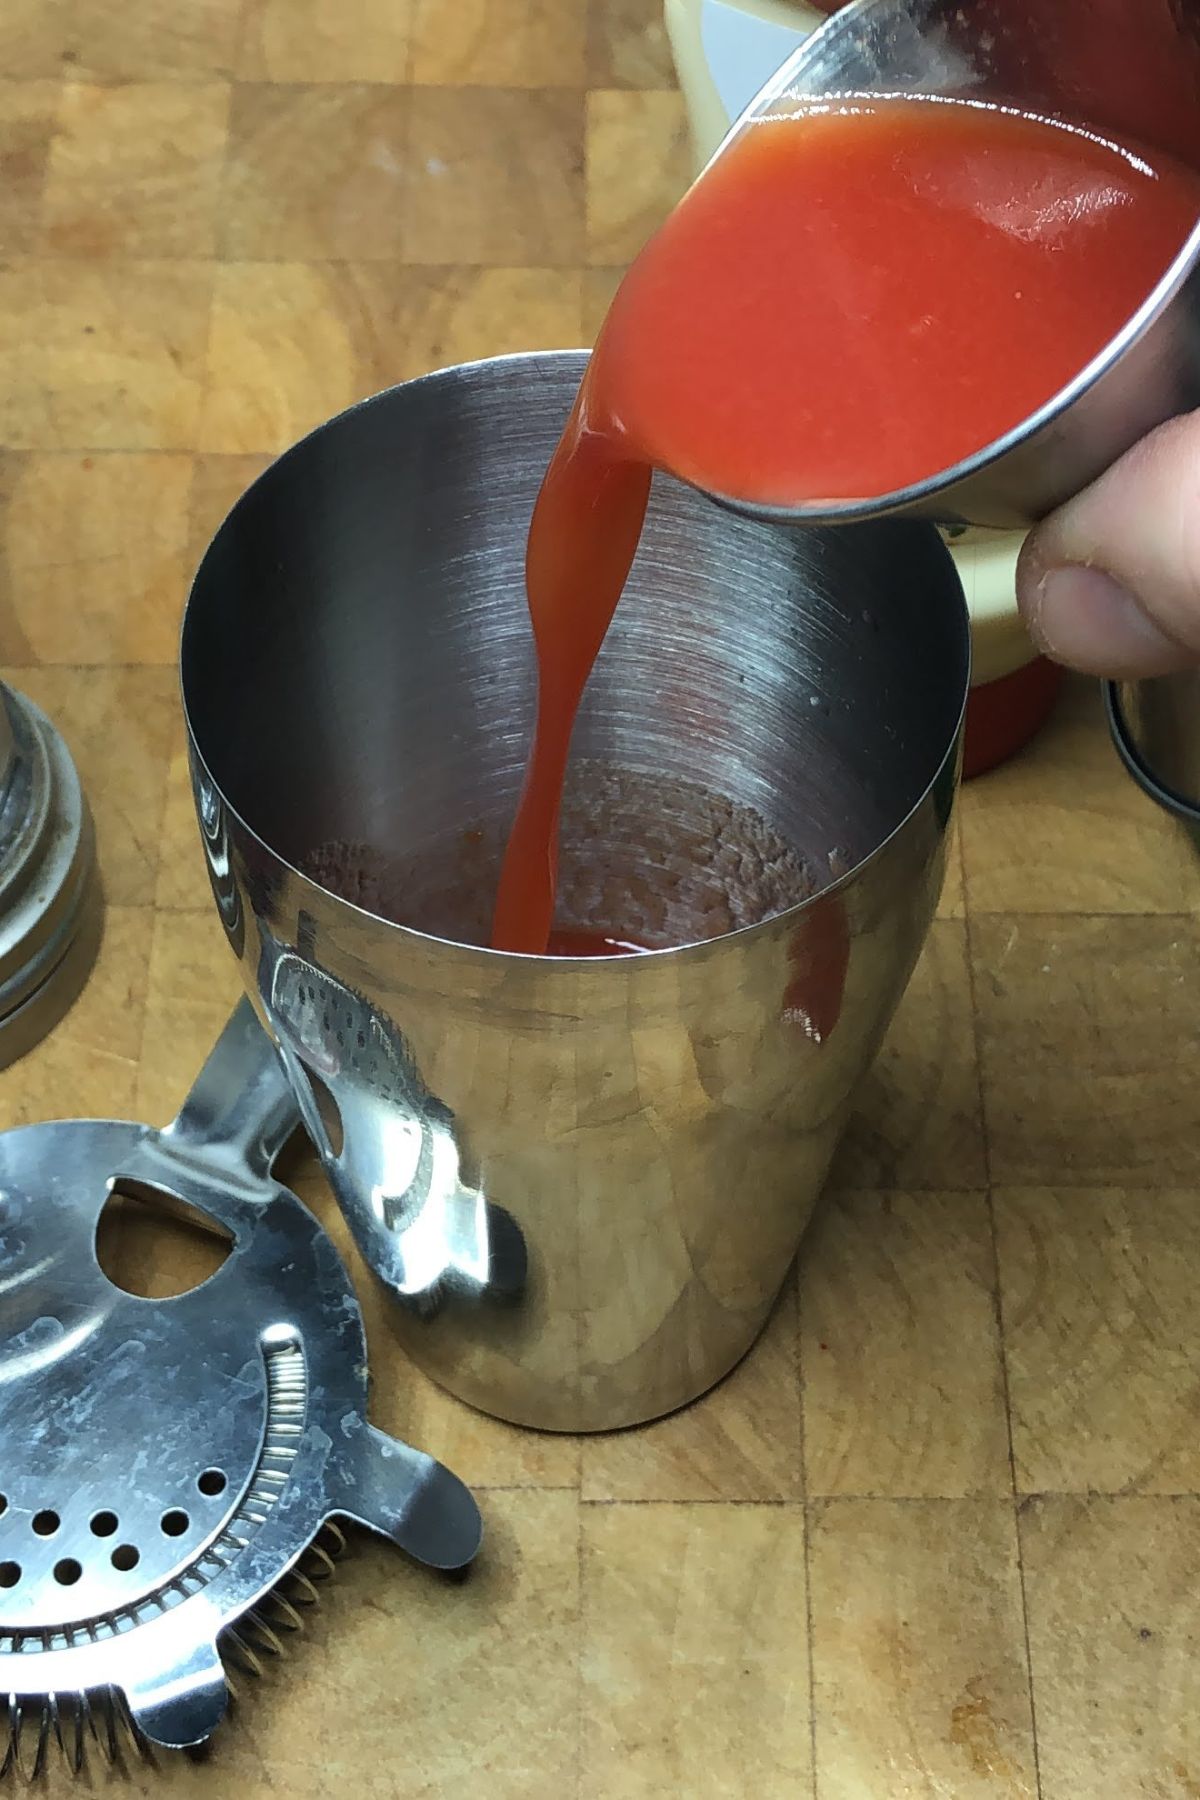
[181,350,970,1432]
[1106,674,1200,841]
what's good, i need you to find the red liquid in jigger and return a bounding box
[492,96,1200,958]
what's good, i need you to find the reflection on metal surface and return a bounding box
[782,892,850,1044]
[194,753,245,959]
[182,351,969,1431]
[261,938,527,1315]
[0,1002,481,1760]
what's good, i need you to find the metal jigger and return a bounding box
[0,681,100,1070]
[704,0,1200,531]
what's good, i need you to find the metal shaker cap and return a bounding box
[0,681,100,1069]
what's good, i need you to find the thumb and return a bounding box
[1016,411,1200,678]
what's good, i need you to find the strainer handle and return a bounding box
[163,998,301,1182]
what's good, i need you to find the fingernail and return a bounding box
[1030,564,1191,678]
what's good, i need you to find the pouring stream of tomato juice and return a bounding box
[490,95,1200,959]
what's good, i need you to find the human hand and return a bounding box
[1016,411,1200,678]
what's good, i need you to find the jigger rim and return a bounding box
[181,350,969,968]
[689,0,1200,530]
